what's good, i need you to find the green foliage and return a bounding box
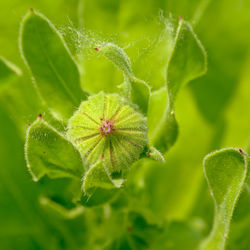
[100,43,150,114]
[25,117,84,181]
[150,19,207,152]
[147,146,165,162]
[20,10,86,122]
[200,148,248,250]
[0,0,249,249]
[83,161,119,195]
[167,19,207,107]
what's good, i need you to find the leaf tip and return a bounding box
[146,147,165,162]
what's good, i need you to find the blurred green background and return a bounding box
[0,0,249,249]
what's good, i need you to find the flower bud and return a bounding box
[67,92,147,173]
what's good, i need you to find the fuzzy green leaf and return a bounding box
[25,117,84,181]
[81,160,121,206]
[147,88,167,143]
[128,76,151,115]
[83,160,122,195]
[20,10,86,122]
[151,19,207,152]
[146,146,165,162]
[100,43,150,114]
[200,148,248,250]
[101,43,133,76]
[167,19,207,108]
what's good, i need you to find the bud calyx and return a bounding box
[67,92,147,173]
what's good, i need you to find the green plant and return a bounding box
[21,9,207,207]
[21,10,163,205]
[0,1,249,250]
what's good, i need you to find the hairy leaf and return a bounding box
[167,19,207,108]
[81,161,121,206]
[25,117,84,181]
[100,43,150,114]
[146,146,165,162]
[151,19,207,152]
[200,148,248,250]
[83,160,122,195]
[20,9,86,122]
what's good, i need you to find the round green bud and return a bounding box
[67,92,147,172]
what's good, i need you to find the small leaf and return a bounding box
[167,19,207,108]
[200,148,248,250]
[83,160,121,195]
[20,9,86,122]
[99,43,150,114]
[151,19,207,152]
[147,87,167,140]
[101,43,133,76]
[146,146,165,162]
[129,76,150,115]
[81,161,121,206]
[25,117,84,181]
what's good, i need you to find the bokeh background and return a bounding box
[0,0,249,249]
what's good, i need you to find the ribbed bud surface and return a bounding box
[67,92,147,172]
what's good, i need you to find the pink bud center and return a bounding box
[100,119,114,135]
